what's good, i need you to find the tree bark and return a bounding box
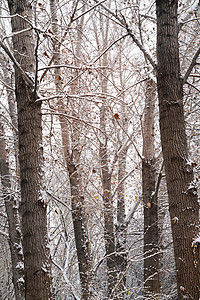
[115,78,128,298]
[115,148,127,299]
[99,126,116,298]
[142,79,160,297]
[7,1,52,299]
[50,2,91,298]
[156,1,200,299]
[0,53,19,178]
[0,121,24,300]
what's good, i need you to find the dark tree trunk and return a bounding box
[115,142,128,298]
[100,135,116,298]
[143,80,160,297]
[68,163,91,299]
[7,1,52,299]
[156,1,200,299]
[0,122,24,300]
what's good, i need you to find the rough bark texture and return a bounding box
[143,80,160,297]
[115,124,128,298]
[99,102,116,298]
[156,1,200,299]
[50,2,91,298]
[7,1,52,299]
[0,122,24,300]
[59,113,91,299]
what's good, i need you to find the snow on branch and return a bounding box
[183,46,200,84]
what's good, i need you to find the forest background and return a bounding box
[0,0,200,299]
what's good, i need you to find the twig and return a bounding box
[93,0,157,71]
[183,45,200,84]
[0,40,34,85]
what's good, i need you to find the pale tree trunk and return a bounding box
[142,79,160,297]
[115,146,127,299]
[7,1,52,299]
[0,121,24,300]
[156,1,199,299]
[0,53,19,178]
[0,54,19,177]
[115,50,128,297]
[50,1,91,298]
[98,18,117,296]
[97,8,120,297]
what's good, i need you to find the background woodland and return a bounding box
[0,0,200,299]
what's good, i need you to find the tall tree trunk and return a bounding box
[0,53,19,178]
[7,1,52,299]
[142,79,160,297]
[97,9,118,297]
[50,2,91,298]
[115,61,128,297]
[115,147,127,299]
[99,116,116,297]
[0,121,24,300]
[156,1,199,299]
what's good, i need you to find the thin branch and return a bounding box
[35,95,63,102]
[66,34,129,86]
[40,1,107,82]
[0,40,33,85]
[183,45,200,84]
[112,167,135,200]
[114,117,144,161]
[52,260,81,300]
[46,191,72,212]
[185,81,200,92]
[0,78,14,91]
[38,64,109,71]
[73,0,107,22]
[2,27,32,41]
[93,0,157,70]
[125,200,141,228]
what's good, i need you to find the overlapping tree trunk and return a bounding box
[156,1,199,298]
[115,147,127,299]
[0,121,24,300]
[142,79,160,297]
[115,68,128,298]
[50,1,91,298]
[7,1,52,299]
[99,117,116,297]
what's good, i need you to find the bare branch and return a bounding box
[183,45,200,84]
[66,34,129,86]
[73,0,107,22]
[93,0,157,70]
[112,167,135,200]
[0,40,34,85]
[0,77,14,91]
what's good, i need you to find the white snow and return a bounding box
[17,277,25,284]
[16,261,24,270]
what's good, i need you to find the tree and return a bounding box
[6,1,52,298]
[156,1,200,299]
[0,120,24,300]
[49,1,91,298]
[142,79,161,298]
